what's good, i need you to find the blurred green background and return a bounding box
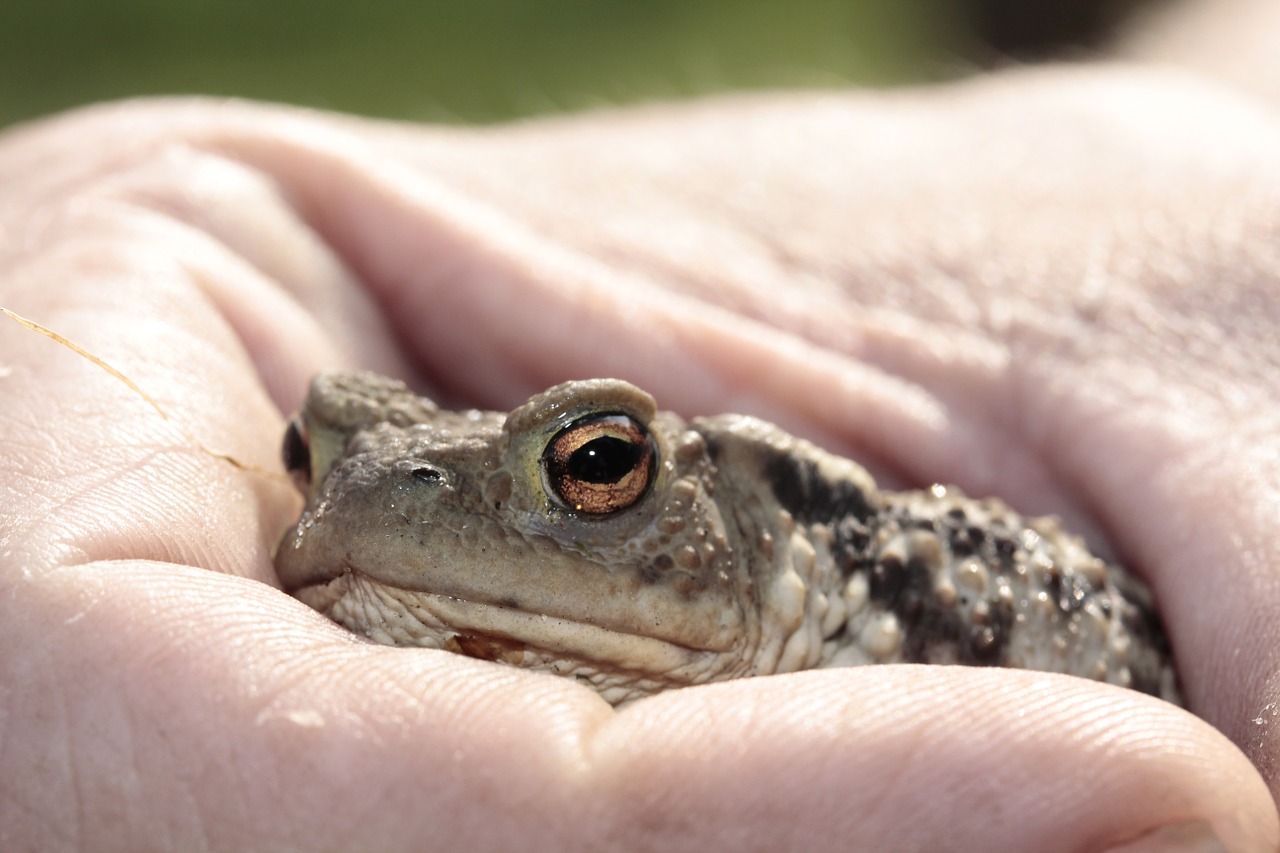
[0,0,1156,131]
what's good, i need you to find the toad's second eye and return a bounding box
[283,418,311,490]
[542,413,655,515]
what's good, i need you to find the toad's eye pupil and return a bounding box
[543,413,656,515]
[567,436,643,484]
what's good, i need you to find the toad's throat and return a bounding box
[293,570,733,672]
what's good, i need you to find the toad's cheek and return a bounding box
[273,467,759,676]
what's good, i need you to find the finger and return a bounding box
[593,667,1278,852]
[5,561,1275,851]
[0,562,608,850]
[0,229,298,582]
[0,100,414,412]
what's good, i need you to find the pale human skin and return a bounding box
[4,2,1280,849]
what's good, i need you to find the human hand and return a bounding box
[3,62,1280,850]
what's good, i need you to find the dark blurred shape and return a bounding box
[965,0,1171,58]
[0,0,944,130]
[0,0,1184,131]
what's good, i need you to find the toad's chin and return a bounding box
[290,569,736,697]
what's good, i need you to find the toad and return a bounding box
[275,371,1181,706]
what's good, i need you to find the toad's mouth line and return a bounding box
[291,569,733,673]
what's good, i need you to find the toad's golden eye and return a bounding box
[542,413,655,515]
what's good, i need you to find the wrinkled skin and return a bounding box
[4,1,1280,849]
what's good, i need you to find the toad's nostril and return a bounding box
[282,418,311,485]
[412,466,444,483]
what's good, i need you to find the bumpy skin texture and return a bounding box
[276,371,1180,706]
